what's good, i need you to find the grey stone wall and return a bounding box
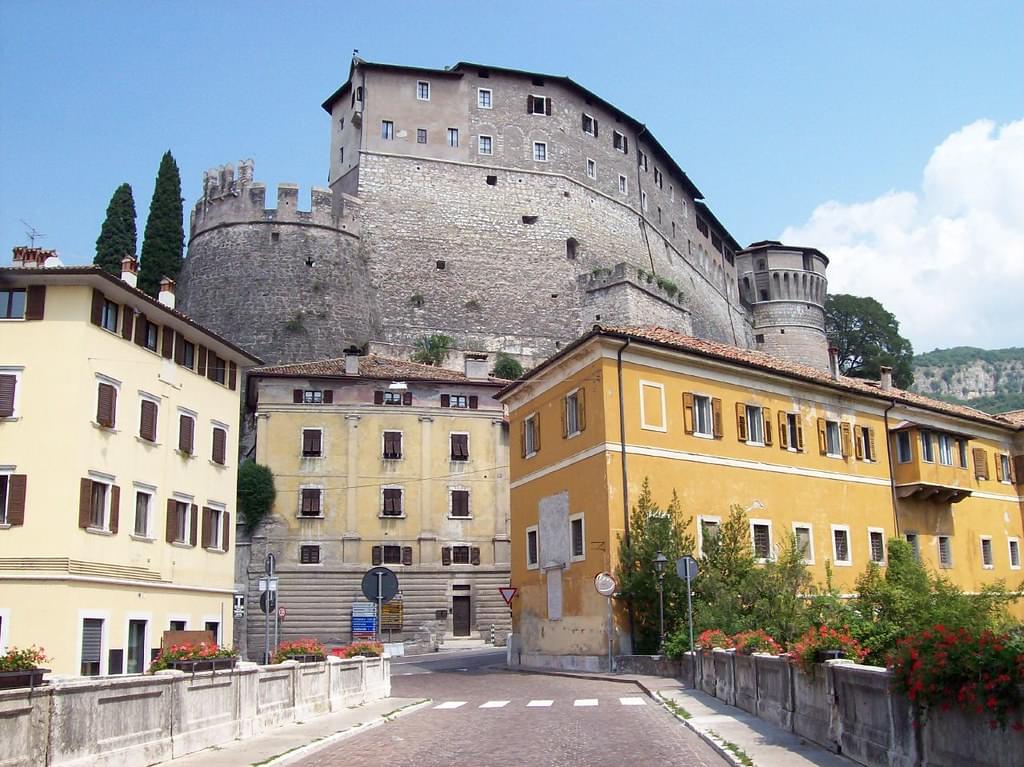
[579,263,694,336]
[753,302,829,370]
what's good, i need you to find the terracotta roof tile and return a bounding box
[253,354,505,386]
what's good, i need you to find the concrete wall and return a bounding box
[0,655,390,767]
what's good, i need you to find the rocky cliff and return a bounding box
[912,347,1024,414]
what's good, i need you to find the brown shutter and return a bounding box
[222,511,231,551]
[526,95,533,114]
[712,398,723,438]
[534,413,541,451]
[841,422,852,458]
[7,475,26,525]
[133,313,146,346]
[121,307,134,339]
[402,546,413,566]
[577,388,586,432]
[174,332,185,364]
[24,285,45,320]
[109,485,120,534]
[196,346,207,376]
[545,97,552,115]
[441,394,450,407]
[682,393,694,435]
[166,500,177,543]
[471,546,481,565]
[996,456,1005,483]
[140,400,157,441]
[229,362,238,391]
[161,327,174,359]
[469,395,479,410]
[79,478,93,528]
[206,353,217,381]
[623,136,628,154]
[777,411,788,449]
[593,119,599,137]
[213,427,226,464]
[374,390,384,405]
[581,113,587,131]
[189,505,198,547]
[402,391,413,406]
[293,389,303,403]
[817,418,827,455]
[372,545,382,566]
[973,447,988,480]
[179,415,194,454]
[735,403,747,442]
[96,383,115,427]
[441,546,452,566]
[1010,455,1023,485]
[90,289,104,326]
[520,420,527,458]
[796,419,805,451]
[0,375,16,418]
[868,427,877,461]
[763,408,773,446]
[561,396,568,438]
[202,507,213,548]
[322,388,333,403]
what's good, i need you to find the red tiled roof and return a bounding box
[998,409,1024,427]
[252,354,505,386]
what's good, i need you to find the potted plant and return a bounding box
[696,629,734,650]
[272,638,326,664]
[789,625,867,673]
[0,646,50,690]
[330,641,384,659]
[732,629,783,656]
[149,642,239,673]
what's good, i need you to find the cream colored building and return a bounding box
[0,250,259,676]
[243,352,510,657]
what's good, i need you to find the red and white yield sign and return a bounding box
[499,587,518,606]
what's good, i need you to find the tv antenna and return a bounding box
[20,220,45,247]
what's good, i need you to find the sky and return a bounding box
[1,1,1022,353]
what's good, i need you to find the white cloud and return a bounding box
[782,119,1024,353]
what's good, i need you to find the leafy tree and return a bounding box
[94,183,137,275]
[616,479,695,653]
[138,151,185,296]
[492,353,523,380]
[237,461,276,534]
[750,532,814,644]
[692,505,757,635]
[825,294,914,389]
[411,334,453,366]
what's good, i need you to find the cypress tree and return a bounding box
[138,151,185,296]
[94,183,137,275]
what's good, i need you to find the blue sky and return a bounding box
[2,1,1022,351]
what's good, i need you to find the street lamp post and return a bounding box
[653,551,668,653]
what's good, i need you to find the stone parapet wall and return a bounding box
[0,656,390,767]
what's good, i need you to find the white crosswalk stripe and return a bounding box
[431,697,649,709]
[573,699,599,707]
[619,696,646,706]
[526,699,554,707]
[479,700,510,708]
[434,701,467,709]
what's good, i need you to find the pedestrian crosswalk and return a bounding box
[432,697,648,710]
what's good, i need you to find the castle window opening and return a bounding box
[479,135,493,155]
[759,289,769,301]
[522,215,538,225]
[416,81,430,101]
[803,253,814,271]
[755,334,765,343]
[618,175,628,194]
[532,76,545,86]
[586,158,596,179]
[566,238,578,259]
[338,117,344,131]
[757,259,767,271]
[582,113,597,136]
[657,207,662,224]
[486,175,497,186]
[478,88,492,109]
[613,131,628,154]
[436,260,446,269]
[533,142,547,162]
[417,128,427,144]
[672,221,676,238]
[477,68,490,78]
[447,128,459,148]
[528,95,551,115]
[355,86,363,103]
[305,257,315,267]
[641,191,648,211]
[381,120,394,140]
[550,293,558,299]
[338,147,344,164]
[638,151,648,171]
[696,217,709,237]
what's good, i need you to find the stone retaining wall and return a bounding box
[0,656,390,767]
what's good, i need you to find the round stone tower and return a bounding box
[177,160,380,365]
[734,240,830,371]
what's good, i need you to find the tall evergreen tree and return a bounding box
[93,183,137,275]
[138,151,185,296]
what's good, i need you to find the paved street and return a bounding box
[293,660,727,767]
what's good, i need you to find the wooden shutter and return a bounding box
[121,307,134,339]
[90,289,104,326]
[402,391,413,406]
[778,411,788,449]
[96,383,116,427]
[526,95,533,114]
[222,511,231,551]
[213,427,227,464]
[973,447,988,480]
[24,285,45,320]
[196,346,207,376]
[520,420,527,458]
[189,505,198,547]
[372,545,382,566]
[202,507,213,548]
[735,403,747,442]
[471,547,481,565]
[561,396,568,437]
[109,485,120,533]
[140,400,157,441]
[817,418,827,455]
[402,546,413,566]
[322,388,333,403]
[161,327,174,359]
[206,352,218,381]
[1011,455,1024,485]
[712,397,723,438]
[581,113,588,131]
[0,375,16,418]
[165,499,177,543]
[534,413,541,452]
[854,427,864,460]
[228,362,237,391]
[293,389,303,404]
[682,393,695,435]
[174,332,185,364]
[7,474,26,525]
[79,478,93,529]
[577,388,586,431]
[469,395,478,410]
[623,136,628,154]
[763,408,773,446]
[545,97,552,115]
[441,546,451,566]
[133,313,146,346]
[593,119,599,137]
[996,456,1006,483]
[179,414,194,454]
[441,394,450,408]
[841,422,852,458]
[796,418,805,451]
[868,427,877,461]
[374,390,384,405]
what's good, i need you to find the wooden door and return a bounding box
[452,596,471,637]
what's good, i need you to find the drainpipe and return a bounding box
[884,401,900,536]
[616,336,635,652]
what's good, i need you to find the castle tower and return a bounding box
[177,161,381,365]
[734,241,830,371]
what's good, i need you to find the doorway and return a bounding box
[452,596,471,637]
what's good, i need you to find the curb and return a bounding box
[655,691,752,767]
[262,698,432,766]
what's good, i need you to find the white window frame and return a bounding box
[447,127,459,148]
[641,190,648,211]
[298,484,324,518]
[416,80,430,101]
[123,612,152,675]
[565,388,581,438]
[569,512,586,563]
[920,430,935,463]
[792,522,814,564]
[825,420,842,457]
[750,519,774,562]
[698,515,721,557]
[206,501,226,551]
[0,467,12,526]
[0,367,24,420]
[745,404,765,446]
[478,134,493,156]
[448,486,472,519]
[176,407,197,456]
[867,527,886,564]
[526,525,539,569]
[381,120,394,140]
[131,482,156,540]
[201,616,222,645]
[528,94,546,114]
[300,426,325,458]
[381,429,403,460]
[1009,537,1021,570]
[86,470,115,532]
[999,453,1012,484]
[171,492,193,544]
[980,535,994,569]
[477,88,492,109]
[786,412,801,452]
[613,130,627,153]
[77,610,110,677]
[896,431,912,463]
[0,607,11,652]
[858,425,873,462]
[618,174,628,195]
[582,112,596,136]
[831,524,852,566]
[533,141,548,162]
[299,542,323,566]
[938,433,954,466]
[692,394,713,438]
[382,390,402,405]
[639,380,667,432]
[524,413,539,458]
[380,484,405,518]
[937,535,953,569]
[449,431,470,461]
[586,158,596,179]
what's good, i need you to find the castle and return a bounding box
[178,57,832,372]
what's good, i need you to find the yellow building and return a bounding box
[497,325,1024,669]
[0,252,259,676]
[244,352,510,657]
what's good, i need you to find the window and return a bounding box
[857,425,874,461]
[382,488,403,517]
[653,168,663,188]
[523,413,539,457]
[416,80,430,100]
[938,433,954,466]
[300,488,322,517]
[382,545,402,565]
[451,545,471,564]
[381,120,394,140]
[80,618,103,676]
[613,131,628,153]
[582,113,597,135]
[832,526,852,565]
[1009,538,1021,570]
[641,191,648,210]
[586,158,596,179]
[450,489,470,517]
[533,142,547,162]
[355,85,363,103]
[566,237,578,259]
[638,150,648,171]
[570,514,585,561]
[171,499,190,543]
[139,398,158,442]
[87,479,110,530]
[417,128,427,144]
[300,545,321,564]
[478,135,492,155]
[133,490,150,537]
[786,413,803,451]
[169,619,186,632]
[383,431,403,459]
[564,389,584,436]
[207,353,226,385]
[450,433,469,461]
[825,420,842,456]
[100,299,118,332]
[618,175,628,194]
[0,289,26,319]
[204,621,220,644]
[869,529,885,563]
[980,536,994,568]
[794,524,813,563]
[96,381,117,428]
[938,535,952,568]
[526,526,539,569]
[699,518,720,557]
[447,128,459,147]
[302,428,323,457]
[905,532,920,560]
[338,146,344,163]
[446,394,469,408]
[744,405,766,445]
[998,453,1012,483]
[181,340,195,370]
[127,619,147,674]
[302,390,324,404]
[212,425,227,465]
[478,88,492,108]
[751,521,772,561]
[920,430,935,462]
[958,439,968,468]
[0,474,8,525]
[178,412,195,455]
[204,506,224,550]
[528,95,549,114]
[896,432,912,463]
[382,391,403,405]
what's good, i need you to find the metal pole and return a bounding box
[263,593,269,665]
[376,571,383,643]
[686,568,695,686]
[657,576,665,652]
[607,596,613,673]
[273,593,279,655]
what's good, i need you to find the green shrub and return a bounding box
[492,353,523,380]
[237,461,275,533]
[411,334,453,366]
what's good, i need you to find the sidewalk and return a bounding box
[154,697,429,767]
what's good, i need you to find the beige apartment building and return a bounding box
[0,249,259,676]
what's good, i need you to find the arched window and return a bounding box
[566,237,578,259]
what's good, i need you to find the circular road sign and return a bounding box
[259,590,276,614]
[676,556,699,581]
[361,566,400,604]
[594,571,617,597]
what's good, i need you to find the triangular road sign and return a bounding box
[499,586,518,606]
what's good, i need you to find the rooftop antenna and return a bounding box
[20,220,45,247]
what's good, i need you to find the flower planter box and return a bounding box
[815,649,846,663]
[0,668,49,690]
[166,658,237,673]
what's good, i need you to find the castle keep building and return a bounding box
[179,58,831,373]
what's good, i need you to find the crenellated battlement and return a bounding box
[189,160,358,239]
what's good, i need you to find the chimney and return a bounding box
[344,348,360,376]
[121,256,138,288]
[828,347,840,380]
[879,366,893,392]
[11,246,55,269]
[464,354,489,381]
[158,277,176,309]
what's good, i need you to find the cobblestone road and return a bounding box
[294,668,728,767]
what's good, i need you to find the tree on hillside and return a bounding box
[138,151,185,296]
[93,183,137,275]
[825,294,914,389]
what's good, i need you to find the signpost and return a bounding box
[361,567,399,642]
[263,553,277,664]
[594,572,617,672]
[499,587,518,606]
[676,555,699,680]
[351,602,377,641]
[380,592,403,632]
